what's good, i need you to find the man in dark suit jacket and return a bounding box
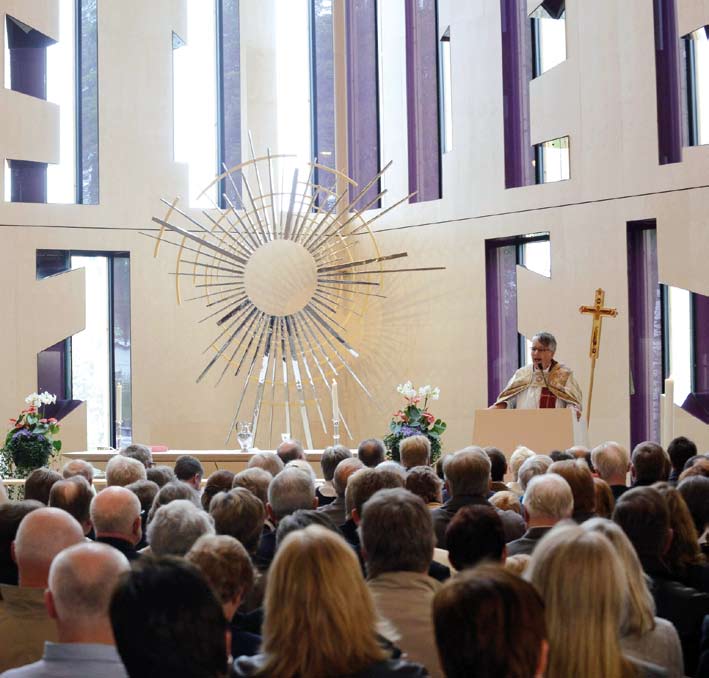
[432,448,524,548]
[507,473,573,556]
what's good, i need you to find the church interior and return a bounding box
[1,0,708,455]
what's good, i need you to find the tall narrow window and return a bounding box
[345,0,380,210]
[77,0,99,204]
[310,0,337,205]
[683,26,709,146]
[500,0,533,188]
[4,15,56,203]
[172,1,218,207]
[36,251,132,449]
[486,233,550,403]
[439,27,452,153]
[654,0,682,164]
[627,221,662,446]
[405,0,441,202]
[530,1,566,78]
[534,136,569,183]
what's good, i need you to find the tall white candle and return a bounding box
[116,382,123,425]
[332,379,339,422]
[663,377,674,447]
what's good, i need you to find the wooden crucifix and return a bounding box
[579,288,618,424]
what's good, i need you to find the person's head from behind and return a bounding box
[46,542,129,640]
[186,534,255,620]
[332,457,364,498]
[231,467,272,506]
[49,475,94,535]
[522,474,573,527]
[320,445,352,482]
[260,525,386,677]
[90,486,142,545]
[147,499,214,557]
[360,488,434,578]
[275,509,341,549]
[119,443,153,469]
[548,459,595,519]
[613,486,671,562]
[508,447,536,482]
[434,564,547,678]
[489,490,522,514]
[590,441,629,486]
[125,479,159,515]
[668,436,697,475]
[13,507,84,587]
[405,465,443,504]
[267,467,316,524]
[631,441,670,485]
[518,455,553,493]
[399,435,431,470]
[678,475,709,535]
[443,447,491,498]
[345,467,404,524]
[146,464,176,488]
[247,451,284,476]
[0,500,43,583]
[652,481,702,573]
[62,459,94,486]
[174,455,204,490]
[526,523,631,678]
[593,478,615,519]
[484,447,507,482]
[582,518,656,637]
[105,455,147,487]
[357,438,385,468]
[24,467,62,504]
[110,557,228,678]
[147,480,200,524]
[445,505,505,570]
[201,469,236,511]
[276,439,305,465]
[209,487,265,554]
[566,446,593,472]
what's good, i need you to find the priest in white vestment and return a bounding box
[492,332,583,419]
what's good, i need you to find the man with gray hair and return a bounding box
[432,447,524,548]
[146,500,214,557]
[0,508,84,672]
[591,441,630,500]
[246,451,284,477]
[91,487,142,561]
[362,488,443,678]
[61,459,95,487]
[517,455,553,494]
[119,443,153,469]
[3,543,130,677]
[317,457,363,527]
[506,473,573,556]
[255,467,317,570]
[399,435,431,470]
[105,455,146,487]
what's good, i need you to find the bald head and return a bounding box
[333,457,365,496]
[90,486,142,543]
[13,508,84,587]
[62,459,95,485]
[48,542,129,629]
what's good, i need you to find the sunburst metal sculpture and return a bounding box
[145,144,444,448]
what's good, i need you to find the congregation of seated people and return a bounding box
[0,435,708,677]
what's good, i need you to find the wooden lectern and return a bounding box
[472,409,575,457]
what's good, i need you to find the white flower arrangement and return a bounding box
[24,392,57,408]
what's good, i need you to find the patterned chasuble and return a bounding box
[494,360,582,410]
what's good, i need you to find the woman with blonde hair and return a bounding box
[526,524,665,678]
[582,518,684,678]
[232,525,426,677]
